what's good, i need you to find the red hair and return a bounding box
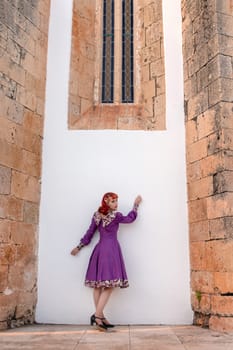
[98,192,118,215]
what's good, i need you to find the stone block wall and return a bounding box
[182,0,233,332]
[0,0,50,329]
[68,0,165,130]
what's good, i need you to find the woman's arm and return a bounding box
[70,214,98,256]
[116,195,142,224]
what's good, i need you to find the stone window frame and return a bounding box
[68,0,166,130]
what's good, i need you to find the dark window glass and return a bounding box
[122,0,134,103]
[102,0,114,103]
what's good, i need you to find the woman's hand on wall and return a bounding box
[134,195,142,206]
[70,247,80,256]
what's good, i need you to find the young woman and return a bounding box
[71,192,142,331]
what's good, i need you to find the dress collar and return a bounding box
[94,210,117,227]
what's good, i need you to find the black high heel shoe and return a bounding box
[102,317,115,328]
[90,314,108,331]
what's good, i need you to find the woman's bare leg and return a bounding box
[93,288,102,309]
[95,288,113,321]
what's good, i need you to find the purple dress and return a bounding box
[79,209,137,288]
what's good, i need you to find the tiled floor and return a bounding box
[0,324,233,350]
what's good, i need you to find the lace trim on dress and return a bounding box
[85,279,129,289]
[93,211,117,227]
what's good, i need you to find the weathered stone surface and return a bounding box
[206,240,233,272]
[156,75,165,96]
[190,241,206,270]
[0,244,16,265]
[11,222,35,245]
[142,42,161,65]
[0,139,24,171]
[189,198,208,223]
[189,220,209,242]
[188,175,213,200]
[186,119,198,144]
[21,150,41,178]
[150,58,164,79]
[208,78,233,107]
[8,263,37,294]
[6,100,24,125]
[213,171,233,193]
[209,217,233,240]
[197,109,219,140]
[211,295,233,316]
[0,265,8,292]
[142,79,156,100]
[187,90,209,119]
[22,130,42,155]
[183,0,233,331]
[0,219,11,243]
[0,116,23,145]
[191,293,211,314]
[5,196,24,221]
[0,165,11,194]
[209,315,233,332]
[23,201,39,224]
[146,21,163,46]
[16,243,37,267]
[0,294,17,323]
[8,266,24,291]
[0,72,17,99]
[23,109,44,136]
[0,0,49,330]
[11,171,40,203]
[191,271,214,294]
[207,192,233,219]
[187,138,208,163]
[17,86,37,111]
[199,152,224,178]
[217,11,233,36]
[214,271,233,294]
[218,33,233,56]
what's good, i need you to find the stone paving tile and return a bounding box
[0,325,233,350]
[183,345,233,350]
[130,345,185,350]
[171,325,233,349]
[0,325,85,350]
[130,326,186,350]
[78,326,130,350]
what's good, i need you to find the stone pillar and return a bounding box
[182,0,233,332]
[0,0,50,329]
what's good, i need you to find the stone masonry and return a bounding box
[182,0,233,332]
[1,0,233,333]
[0,0,50,329]
[68,0,166,130]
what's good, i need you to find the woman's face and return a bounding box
[107,197,118,211]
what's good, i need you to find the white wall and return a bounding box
[36,0,193,325]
